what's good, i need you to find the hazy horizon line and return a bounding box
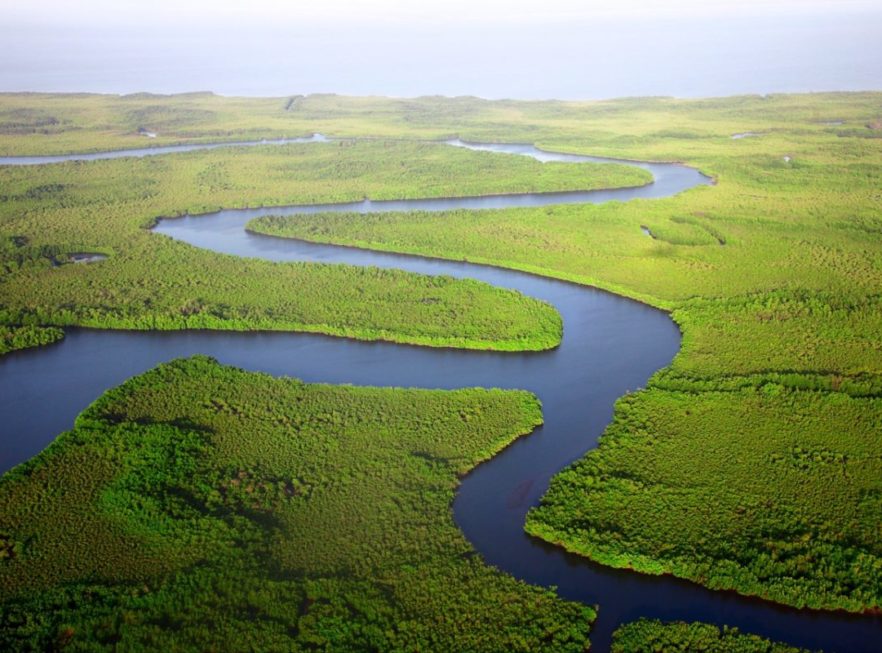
[1,88,880,103]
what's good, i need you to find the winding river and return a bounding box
[1,136,881,651]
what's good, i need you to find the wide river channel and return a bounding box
[1,136,880,651]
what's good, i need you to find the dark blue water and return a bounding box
[1,140,880,652]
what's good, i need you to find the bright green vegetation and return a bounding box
[611,619,812,653]
[0,138,655,352]
[3,91,882,630]
[0,325,63,355]
[232,93,882,612]
[0,356,594,651]
[526,386,882,610]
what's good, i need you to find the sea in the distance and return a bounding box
[1,9,880,99]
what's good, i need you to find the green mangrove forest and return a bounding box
[2,90,882,650]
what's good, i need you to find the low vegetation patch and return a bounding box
[0,325,63,355]
[612,619,812,653]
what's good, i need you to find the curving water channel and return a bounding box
[1,137,881,651]
[0,133,328,166]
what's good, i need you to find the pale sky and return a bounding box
[6,0,881,25]
[1,0,880,98]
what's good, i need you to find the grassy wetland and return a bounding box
[2,91,882,649]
